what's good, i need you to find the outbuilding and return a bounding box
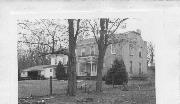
[21,65,57,80]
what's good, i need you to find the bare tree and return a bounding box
[17,19,67,70]
[86,18,130,92]
[147,41,155,66]
[67,19,80,96]
[18,19,67,53]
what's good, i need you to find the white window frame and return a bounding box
[129,44,134,56]
[75,49,77,56]
[81,47,86,56]
[130,61,133,74]
[111,44,116,54]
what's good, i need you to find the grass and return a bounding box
[18,80,67,98]
[18,79,156,104]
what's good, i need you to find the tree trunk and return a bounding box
[67,19,77,96]
[52,35,55,53]
[96,54,103,92]
[96,48,106,92]
[96,18,107,92]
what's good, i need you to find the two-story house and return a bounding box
[27,30,147,79]
[76,30,147,77]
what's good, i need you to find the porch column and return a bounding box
[77,62,79,76]
[90,61,93,76]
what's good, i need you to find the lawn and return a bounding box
[18,79,156,104]
[18,80,68,98]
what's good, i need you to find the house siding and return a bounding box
[76,31,147,77]
[48,31,147,78]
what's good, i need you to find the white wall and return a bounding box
[51,54,68,65]
[20,71,28,77]
[43,68,55,78]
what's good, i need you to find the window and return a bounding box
[55,58,57,65]
[81,47,86,56]
[139,51,142,58]
[139,47,143,58]
[129,44,134,56]
[103,63,106,67]
[90,46,95,55]
[111,44,116,54]
[50,69,52,72]
[130,61,133,73]
[139,63,142,74]
[75,49,77,56]
[92,64,96,72]
[94,64,97,72]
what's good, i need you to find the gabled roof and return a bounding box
[22,65,57,72]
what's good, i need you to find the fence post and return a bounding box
[50,76,52,95]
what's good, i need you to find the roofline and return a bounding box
[22,65,57,72]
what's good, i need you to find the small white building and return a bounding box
[20,51,68,79]
[21,65,57,79]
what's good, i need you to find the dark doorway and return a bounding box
[28,71,39,80]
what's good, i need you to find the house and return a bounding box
[50,53,68,66]
[20,50,68,79]
[22,30,147,79]
[75,30,147,77]
[20,65,57,79]
[147,62,155,81]
[48,50,68,73]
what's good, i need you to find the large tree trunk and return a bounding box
[96,19,107,92]
[67,19,77,96]
[96,50,105,92]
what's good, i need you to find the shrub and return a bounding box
[105,59,128,85]
[55,61,67,80]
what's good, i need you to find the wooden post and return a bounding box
[50,76,52,95]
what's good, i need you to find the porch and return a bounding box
[77,56,97,77]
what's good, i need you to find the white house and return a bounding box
[75,30,148,77]
[21,65,57,79]
[50,54,68,65]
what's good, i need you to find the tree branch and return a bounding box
[39,19,53,36]
[108,18,120,32]
[87,20,99,44]
[109,18,129,36]
[18,41,52,49]
[75,19,80,40]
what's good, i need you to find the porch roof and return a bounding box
[22,65,57,72]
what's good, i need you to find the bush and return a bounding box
[105,59,128,85]
[55,61,67,80]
